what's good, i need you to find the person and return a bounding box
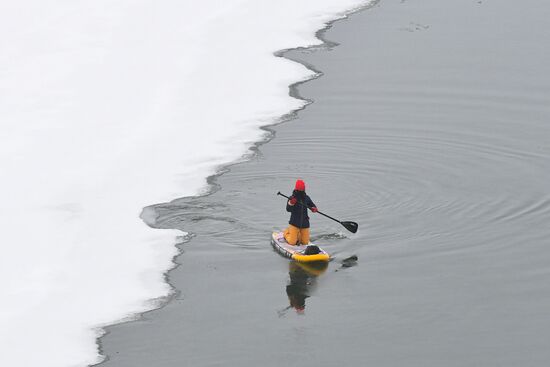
[283,179,318,245]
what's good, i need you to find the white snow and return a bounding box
[0,1,368,366]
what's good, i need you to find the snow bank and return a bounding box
[0,1,368,366]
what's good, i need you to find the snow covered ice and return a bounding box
[0,1,369,366]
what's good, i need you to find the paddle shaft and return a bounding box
[277,191,345,225]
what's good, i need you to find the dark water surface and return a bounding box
[100,0,550,365]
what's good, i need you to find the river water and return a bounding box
[99,0,550,365]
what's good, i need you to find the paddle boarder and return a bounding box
[284,179,318,245]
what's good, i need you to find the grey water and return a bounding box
[99,0,550,365]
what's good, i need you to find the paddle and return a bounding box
[277,191,358,233]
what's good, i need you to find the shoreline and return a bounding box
[94,2,377,364]
[96,0,550,365]
[2,2,383,366]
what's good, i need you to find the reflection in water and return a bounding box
[280,261,328,316]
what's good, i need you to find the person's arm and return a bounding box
[307,196,318,212]
[286,196,297,212]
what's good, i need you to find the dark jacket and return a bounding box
[286,190,316,228]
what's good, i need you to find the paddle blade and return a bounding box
[341,221,358,233]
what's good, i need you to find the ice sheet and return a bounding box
[0,1,368,366]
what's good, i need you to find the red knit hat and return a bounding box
[295,179,306,191]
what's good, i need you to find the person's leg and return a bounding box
[284,225,299,245]
[299,228,310,245]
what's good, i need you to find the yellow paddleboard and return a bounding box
[271,231,330,263]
